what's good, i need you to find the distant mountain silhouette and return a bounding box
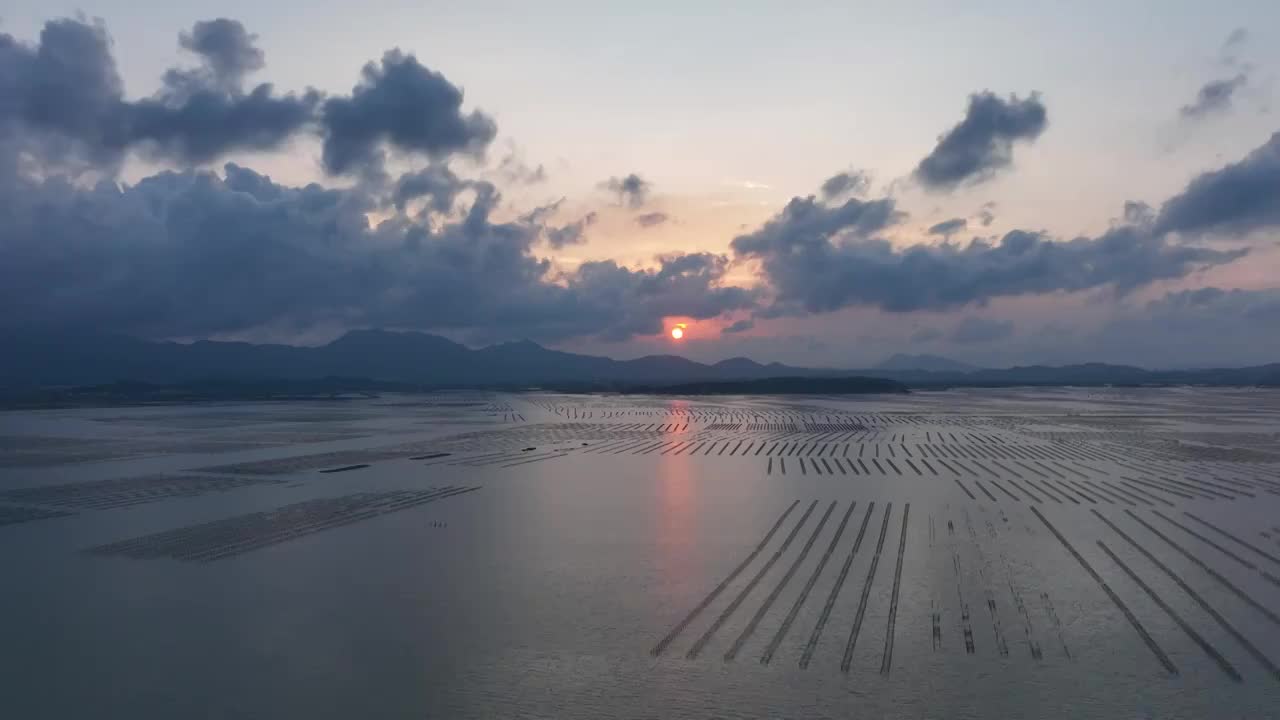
[0,329,792,387]
[711,357,768,375]
[2,328,1278,389]
[875,353,978,372]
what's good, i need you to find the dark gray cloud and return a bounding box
[0,17,320,167]
[721,319,754,334]
[600,173,650,208]
[131,19,320,165]
[733,194,1245,315]
[914,91,1048,191]
[1154,131,1280,237]
[3,164,373,337]
[820,170,870,200]
[0,18,130,168]
[928,218,967,238]
[731,195,902,257]
[635,211,669,228]
[949,317,1014,344]
[1180,74,1247,119]
[545,212,597,249]
[177,18,264,89]
[128,83,320,165]
[391,164,476,213]
[320,50,497,175]
[3,18,499,173]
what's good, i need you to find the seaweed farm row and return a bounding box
[759,455,1271,506]
[578,432,1275,467]
[652,498,1280,682]
[86,487,481,563]
[652,499,915,673]
[0,473,289,510]
[0,504,75,526]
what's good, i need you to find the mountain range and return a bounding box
[3,329,1279,389]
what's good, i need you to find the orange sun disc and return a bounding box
[670,327,684,339]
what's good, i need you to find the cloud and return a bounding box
[731,194,902,257]
[600,173,650,208]
[545,212,597,249]
[139,19,319,166]
[1154,131,1280,237]
[391,164,476,213]
[1223,28,1248,53]
[635,211,669,228]
[1220,28,1248,67]
[0,16,495,173]
[819,170,870,200]
[721,319,754,334]
[977,201,997,227]
[914,91,1048,191]
[949,317,1014,344]
[1180,30,1254,121]
[0,18,131,169]
[518,197,564,226]
[495,146,546,185]
[733,194,1245,315]
[928,218,967,237]
[1180,74,1247,119]
[177,18,264,90]
[1123,200,1155,225]
[1144,286,1280,321]
[318,50,496,175]
[0,18,324,169]
[128,84,320,166]
[565,253,758,341]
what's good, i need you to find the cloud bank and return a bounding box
[732,192,1243,316]
[0,18,749,343]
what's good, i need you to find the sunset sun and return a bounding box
[670,323,687,340]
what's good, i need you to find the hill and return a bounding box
[2,329,1278,391]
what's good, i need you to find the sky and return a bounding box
[2,2,1279,368]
